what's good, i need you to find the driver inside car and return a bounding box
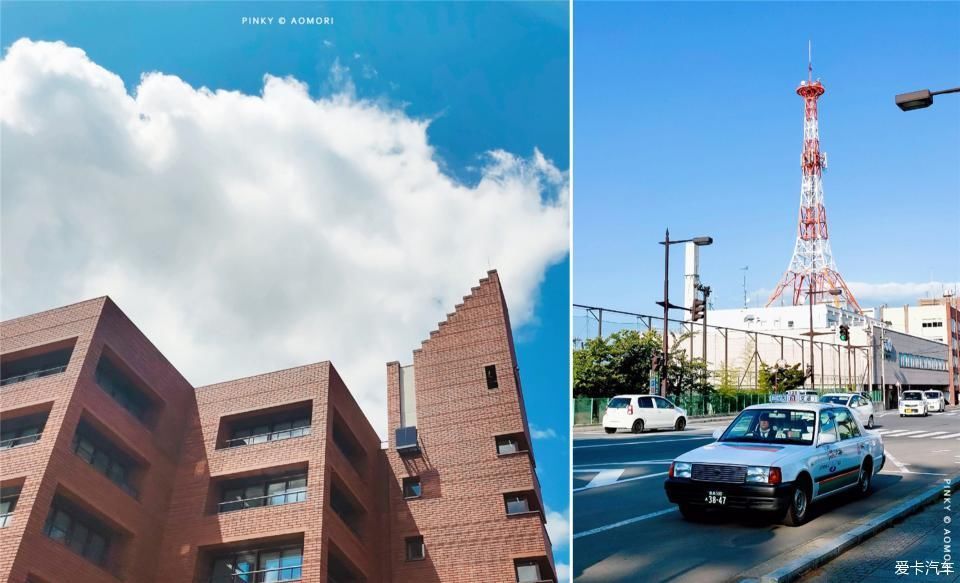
[752,413,778,440]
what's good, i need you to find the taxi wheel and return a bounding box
[604,427,616,434]
[675,417,686,431]
[632,419,645,434]
[678,504,705,522]
[856,461,873,498]
[783,480,811,527]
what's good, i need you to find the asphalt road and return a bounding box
[573,407,960,582]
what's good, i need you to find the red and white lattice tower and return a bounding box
[767,44,861,313]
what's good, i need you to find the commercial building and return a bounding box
[0,271,555,583]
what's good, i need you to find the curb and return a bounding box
[750,472,960,583]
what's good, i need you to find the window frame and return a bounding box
[405,536,426,561]
[402,476,422,499]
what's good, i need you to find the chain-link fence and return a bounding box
[573,304,883,424]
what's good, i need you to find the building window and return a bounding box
[330,479,365,537]
[94,356,151,423]
[0,343,74,387]
[485,365,499,389]
[218,473,307,513]
[0,412,47,450]
[43,498,113,566]
[72,423,139,497]
[405,536,425,561]
[516,561,543,582]
[0,487,19,528]
[210,546,302,582]
[496,433,529,456]
[402,476,422,499]
[225,417,311,448]
[505,494,531,515]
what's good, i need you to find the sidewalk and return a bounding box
[799,484,958,582]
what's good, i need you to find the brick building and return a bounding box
[0,271,556,583]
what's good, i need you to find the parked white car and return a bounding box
[602,394,687,434]
[820,392,875,429]
[924,390,946,413]
[899,390,928,417]
[665,403,884,526]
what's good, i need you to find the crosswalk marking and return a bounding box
[582,469,625,491]
[933,433,960,440]
[908,431,948,438]
[885,430,925,437]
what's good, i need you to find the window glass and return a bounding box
[406,536,425,560]
[49,510,71,541]
[260,551,281,582]
[607,397,629,408]
[721,409,816,445]
[517,562,542,582]
[403,477,422,498]
[485,365,499,389]
[267,481,289,505]
[653,397,674,409]
[819,410,839,442]
[638,397,654,409]
[68,522,89,554]
[506,495,530,514]
[84,532,107,564]
[280,549,302,580]
[273,421,292,440]
[497,437,519,455]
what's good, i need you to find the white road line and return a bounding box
[572,507,678,539]
[574,436,714,449]
[885,451,912,474]
[933,433,960,440]
[573,460,673,468]
[573,471,669,494]
[580,469,624,490]
[875,429,911,436]
[885,430,925,437]
[908,432,948,439]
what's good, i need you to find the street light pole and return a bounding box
[662,229,670,397]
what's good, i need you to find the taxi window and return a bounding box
[834,409,860,439]
[719,409,816,445]
[849,396,860,406]
[902,391,923,400]
[638,397,655,409]
[607,398,630,409]
[653,397,674,409]
[819,410,839,442]
[819,395,848,405]
[925,392,941,399]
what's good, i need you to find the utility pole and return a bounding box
[740,266,749,309]
[662,229,670,397]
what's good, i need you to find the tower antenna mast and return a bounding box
[767,46,861,313]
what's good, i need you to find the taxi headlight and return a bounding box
[673,462,692,478]
[746,466,770,483]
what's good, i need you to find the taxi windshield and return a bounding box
[720,409,816,445]
[819,395,849,405]
[902,391,923,400]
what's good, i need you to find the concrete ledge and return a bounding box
[750,473,960,583]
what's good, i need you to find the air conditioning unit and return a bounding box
[395,426,420,455]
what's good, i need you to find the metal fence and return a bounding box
[574,304,874,392]
[574,388,885,426]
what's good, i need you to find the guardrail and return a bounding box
[218,490,306,513]
[209,566,302,582]
[222,426,311,448]
[0,433,42,449]
[0,365,68,387]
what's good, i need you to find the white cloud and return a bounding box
[555,563,571,583]
[530,424,558,440]
[846,281,960,305]
[545,505,570,550]
[0,39,569,436]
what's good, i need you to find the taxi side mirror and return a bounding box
[712,428,724,440]
[818,432,838,446]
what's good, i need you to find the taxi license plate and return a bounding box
[906,409,916,413]
[705,490,726,505]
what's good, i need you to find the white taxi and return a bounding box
[899,390,928,417]
[820,392,875,429]
[602,394,687,434]
[664,403,884,526]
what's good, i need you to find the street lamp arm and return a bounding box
[931,87,960,96]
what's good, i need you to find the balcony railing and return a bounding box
[0,432,42,449]
[223,426,311,448]
[0,365,67,387]
[218,490,307,513]
[210,566,302,582]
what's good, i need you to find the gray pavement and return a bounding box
[573,407,960,582]
[799,484,958,582]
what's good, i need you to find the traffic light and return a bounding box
[839,324,850,342]
[691,299,706,322]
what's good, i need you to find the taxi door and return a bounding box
[811,409,843,499]
[833,408,864,489]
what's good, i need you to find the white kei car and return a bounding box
[899,390,928,417]
[602,394,687,434]
[820,393,876,429]
[665,403,885,526]
[924,390,946,413]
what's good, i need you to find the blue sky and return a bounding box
[3,0,570,565]
[574,1,959,316]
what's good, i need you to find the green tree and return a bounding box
[573,329,661,398]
